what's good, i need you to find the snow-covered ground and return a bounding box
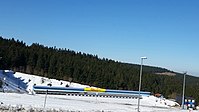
[0,92,196,112]
[0,70,198,112]
[12,71,90,93]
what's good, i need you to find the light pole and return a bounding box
[137,57,147,112]
[181,72,186,109]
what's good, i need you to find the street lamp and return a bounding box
[181,72,187,109]
[138,57,147,112]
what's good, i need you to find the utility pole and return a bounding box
[181,72,187,109]
[137,57,147,112]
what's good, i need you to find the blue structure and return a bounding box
[184,99,195,109]
[33,86,151,97]
[0,70,28,93]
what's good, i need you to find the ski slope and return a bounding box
[0,70,197,112]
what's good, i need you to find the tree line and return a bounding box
[0,37,199,103]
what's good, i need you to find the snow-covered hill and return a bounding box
[0,70,90,94]
[0,70,195,112]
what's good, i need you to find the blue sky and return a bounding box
[0,0,199,76]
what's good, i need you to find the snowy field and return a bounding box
[0,92,193,112]
[0,70,198,112]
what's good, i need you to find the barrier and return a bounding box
[33,86,150,98]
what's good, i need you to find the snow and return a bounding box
[0,92,196,112]
[0,70,198,112]
[12,72,90,94]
